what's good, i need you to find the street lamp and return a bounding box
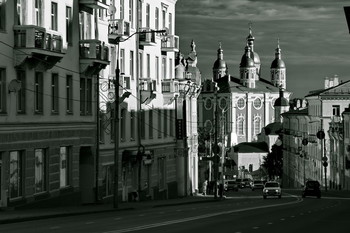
[108,15,166,207]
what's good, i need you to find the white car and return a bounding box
[263,181,281,199]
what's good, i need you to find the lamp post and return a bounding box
[108,30,166,209]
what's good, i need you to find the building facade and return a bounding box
[198,27,291,181]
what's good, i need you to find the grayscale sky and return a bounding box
[175,0,350,98]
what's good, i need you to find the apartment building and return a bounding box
[0,0,111,208]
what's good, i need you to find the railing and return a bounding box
[79,40,109,61]
[162,80,179,93]
[139,27,156,44]
[14,25,63,53]
[108,19,130,40]
[161,35,179,51]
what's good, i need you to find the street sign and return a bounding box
[317,130,325,140]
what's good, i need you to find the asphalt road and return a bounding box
[1,190,349,233]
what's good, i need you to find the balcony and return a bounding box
[161,35,179,52]
[79,0,109,13]
[79,39,109,75]
[140,78,156,104]
[108,19,130,44]
[13,25,65,70]
[162,80,179,104]
[139,28,156,46]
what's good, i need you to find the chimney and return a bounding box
[333,74,339,86]
[329,77,334,88]
[324,77,329,89]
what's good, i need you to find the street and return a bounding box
[1,189,349,233]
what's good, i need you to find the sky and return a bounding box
[175,0,350,98]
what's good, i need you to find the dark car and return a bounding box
[302,180,321,198]
[251,180,264,191]
[236,178,244,188]
[225,180,239,191]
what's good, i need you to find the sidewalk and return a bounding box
[0,195,217,225]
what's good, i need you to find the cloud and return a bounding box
[177,0,334,21]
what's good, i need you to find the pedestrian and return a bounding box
[202,180,208,195]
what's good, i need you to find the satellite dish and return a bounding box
[8,79,22,93]
[108,4,116,15]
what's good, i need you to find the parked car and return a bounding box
[242,178,252,188]
[302,180,321,198]
[251,180,264,191]
[236,178,244,188]
[225,180,239,191]
[263,181,282,199]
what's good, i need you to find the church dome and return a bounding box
[271,59,285,69]
[274,89,289,107]
[251,51,261,65]
[213,59,227,69]
[240,55,255,68]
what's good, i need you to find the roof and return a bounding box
[228,76,281,93]
[274,96,289,107]
[263,122,282,135]
[305,80,350,97]
[233,142,269,153]
[271,59,286,69]
[281,108,308,116]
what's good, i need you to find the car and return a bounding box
[242,178,252,188]
[302,180,321,198]
[225,180,239,191]
[251,180,264,191]
[236,178,244,188]
[263,181,282,199]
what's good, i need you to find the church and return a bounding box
[198,26,292,153]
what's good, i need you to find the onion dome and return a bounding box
[246,23,261,66]
[213,43,227,69]
[240,45,255,68]
[271,39,286,69]
[274,88,289,107]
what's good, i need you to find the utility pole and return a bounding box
[213,83,219,199]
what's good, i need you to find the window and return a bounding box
[138,0,142,28]
[169,58,173,79]
[220,98,227,109]
[0,0,6,30]
[120,49,125,74]
[51,2,57,31]
[120,0,124,19]
[146,3,150,28]
[162,10,166,29]
[253,98,262,110]
[155,7,159,30]
[333,105,340,116]
[129,0,134,28]
[51,73,59,113]
[66,6,72,44]
[102,164,114,197]
[249,164,253,172]
[139,52,143,78]
[237,117,245,136]
[121,108,126,141]
[15,0,25,25]
[35,72,43,114]
[16,69,26,113]
[156,56,159,82]
[130,51,134,79]
[35,149,46,193]
[123,76,130,89]
[66,75,73,114]
[162,57,166,80]
[79,12,92,40]
[237,98,245,110]
[60,147,70,187]
[205,98,212,110]
[98,8,105,20]
[130,110,135,140]
[146,54,150,78]
[10,151,22,199]
[80,77,92,115]
[141,110,145,140]
[254,117,261,135]
[0,68,6,113]
[158,110,162,138]
[34,0,43,26]
[149,110,153,139]
[164,109,168,137]
[158,157,166,190]
[168,13,172,34]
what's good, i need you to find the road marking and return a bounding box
[267,222,273,225]
[291,215,295,218]
[252,226,259,229]
[103,197,303,233]
[176,209,182,212]
[114,218,122,220]
[280,218,285,221]
[86,222,95,224]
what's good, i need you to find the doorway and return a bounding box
[79,147,95,204]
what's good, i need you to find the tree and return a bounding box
[262,144,283,180]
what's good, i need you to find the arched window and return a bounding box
[254,117,261,136]
[237,117,245,136]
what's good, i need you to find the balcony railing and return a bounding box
[139,27,156,46]
[79,40,109,61]
[161,35,179,52]
[14,25,63,53]
[108,19,130,43]
[162,80,179,93]
[79,0,109,9]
